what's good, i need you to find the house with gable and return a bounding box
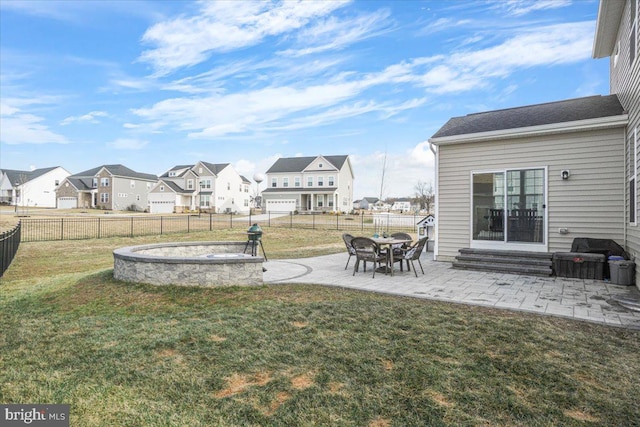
[56,164,157,211]
[261,155,354,213]
[391,198,413,212]
[353,197,379,210]
[148,161,251,214]
[0,166,70,208]
[427,0,639,286]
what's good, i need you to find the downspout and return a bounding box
[429,141,438,261]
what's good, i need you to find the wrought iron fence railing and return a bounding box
[19,211,425,242]
[1,221,21,277]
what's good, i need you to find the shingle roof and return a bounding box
[266,155,348,173]
[2,167,59,185]
[72,164,157,181]
[430,95,625,139]
[160,165,193,178]
[66,177,94,191]
[200,162,229,176]
[262,187,338,193]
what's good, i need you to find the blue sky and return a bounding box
[0,0,608,199]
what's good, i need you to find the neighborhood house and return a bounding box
[261,155,354,213]
[0,166,71,208]
[56,164,157,211]
[148,162,251,214]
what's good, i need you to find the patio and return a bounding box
[263,252,640,330]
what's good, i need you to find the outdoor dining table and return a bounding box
[371,237,412,276]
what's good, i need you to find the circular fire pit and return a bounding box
[113,241,264,287]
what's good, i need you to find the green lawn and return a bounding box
[1,229,639,426]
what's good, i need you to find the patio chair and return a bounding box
[351,237,387,278]
[342,233,357,270]
[390,232,413,270]
[393,237,428,277]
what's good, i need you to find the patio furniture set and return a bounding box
[342,233,429,278]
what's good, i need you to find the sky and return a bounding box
[0,0,609,200]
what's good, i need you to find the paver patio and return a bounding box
[263,252,640,329]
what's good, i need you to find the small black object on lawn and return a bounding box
[244,223,268,261]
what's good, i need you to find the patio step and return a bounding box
[453,248,553,276]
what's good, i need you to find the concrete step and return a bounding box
[452,260,553,276]
[453,248,553,276]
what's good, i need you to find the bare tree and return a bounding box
[413,180,434,213]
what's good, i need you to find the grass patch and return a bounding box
[1,230,639,426]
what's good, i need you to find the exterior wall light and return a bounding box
[561,170,570,180]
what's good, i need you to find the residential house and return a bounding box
[353,197,379,210]
[0,166,70,208]
[148,161,251,214]
[391,198,413,212]
[427,0,638,289]
[261,155,354,213]
[56,164,157,211]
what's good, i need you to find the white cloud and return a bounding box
[0,100,68,144]
[500,0,572,17]
[107,138,149,150]
[278,9,393,57]
[139,0,350,76]
[60,110,108,125]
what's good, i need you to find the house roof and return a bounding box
[266,155,349,173]
[240,175,251,184]
[160,165,193,178]
[200,162,229,176]
[72,164,157,181]
[161,180,194,194]
[2,166,60,185]
[66,177,95,191]
[362,197,379,203]
[430,95,626,140]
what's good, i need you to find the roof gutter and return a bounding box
[428,114,628,146]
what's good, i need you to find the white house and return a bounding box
[148,161,251,214]
[0,166,70,208]
[261,155,354,213]
[391,198,412,212]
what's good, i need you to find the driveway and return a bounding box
[263,252,640,330]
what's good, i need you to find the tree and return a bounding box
[413,180,434,213]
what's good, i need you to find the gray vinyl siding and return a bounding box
[611,0,640,270]
[436,128,625,260]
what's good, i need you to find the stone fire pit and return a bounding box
[113,241,263,287]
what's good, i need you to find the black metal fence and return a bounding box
[1,221,21,277]
[19,211,425,243]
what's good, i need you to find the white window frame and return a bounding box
[100,193,109,203]
[100,177,109,187]
[187,179,194,190]
[271,177,277,188]
[307,176,313,187]
[317,176,324,187]
[469,166,548,252]
[294,177,301,187]
[283,177,289,188]
[328,176,335,186]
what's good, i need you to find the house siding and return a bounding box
[436,128,625,260]
[611,0,640,272]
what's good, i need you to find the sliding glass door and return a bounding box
[472,168,546,247]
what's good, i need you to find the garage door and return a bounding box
[265,199,296,212]
[57,197,77,209]
[150,201,175,214]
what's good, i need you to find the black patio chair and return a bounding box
[342,233,357,270]
[351,237,387,278]
[390,232,413,270]
[393,237,428,277]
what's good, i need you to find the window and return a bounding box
[200,195,210,208]
[318,176,324,186]
[55,180,59,186]
[136,195,140,201]
[328,176,334,186]
[271,177,277,188]
[319,163,323,168]
[187,179,194,190]
[283,178,289,188]
[227,182,231,190]
[294,177,301,187]
[130,180,135,188]
[100,177,109,187]
[200,179,211,189]
[92,178,98,188]
[244,199,249,207]
[307,176,313,187]
[100,193,109,203]
[169,171,176,177]
[160,185,165,192]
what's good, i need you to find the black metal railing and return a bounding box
[19,211,424,242]
[1,221,21,277]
